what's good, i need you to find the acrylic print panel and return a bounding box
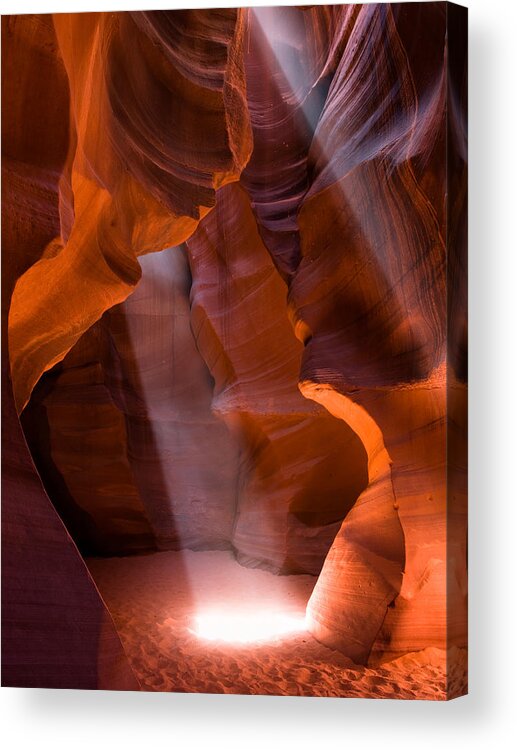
[1,2,467,699]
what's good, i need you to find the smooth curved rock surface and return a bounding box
[292,3,467,660]
[21,323,157,557]
[102,246,241,551]
[2,374,140,690]
[22,246,241,555]
[4,5,467,688]
[2,14,139,689]
[8,9,252,413]
[186,182,368,574]
[23,183,369,574]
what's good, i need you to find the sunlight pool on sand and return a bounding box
[192,610,307,644]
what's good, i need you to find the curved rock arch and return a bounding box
[300,382,404,664]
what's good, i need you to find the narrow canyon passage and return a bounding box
[88,549,465,699]
[3,5,467,696]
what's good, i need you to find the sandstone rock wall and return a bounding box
[2,14,139,689]
[3,5,467,681]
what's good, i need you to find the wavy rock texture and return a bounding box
[21,323,157,557]
[291,3,467,665]
[241,4,357,281]
[8,8,252,413]
[2,376,140,690]
[186,182,368,574]
[25,191,368,574]
[102,247,241,551]
[2,14,139,690]
[4,3,467,694]
[22,245,242,556]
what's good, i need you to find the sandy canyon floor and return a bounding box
[88,550,466,700]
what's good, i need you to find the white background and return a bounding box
[1,0,516,748]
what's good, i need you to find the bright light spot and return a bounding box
[193,611,307,644]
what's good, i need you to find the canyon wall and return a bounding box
[2,14,139,689]
[3,3,467,685]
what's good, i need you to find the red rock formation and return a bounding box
[101,246,240,551]
[2,380,140,690]
[3,4,467,696]
[21,323,156,556]
[24,191,368,573]
[241,4,355,280]
[292,3,467,664]
[8,8,252,414]
[2,14,139,689]
[186,182,368,574]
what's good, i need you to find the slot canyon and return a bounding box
[2,3,467,699]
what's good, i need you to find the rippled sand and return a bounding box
[88,550,466,700]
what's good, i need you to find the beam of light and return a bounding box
[192,610,307,644]
[248,6,397,292]
[249,5,437,359]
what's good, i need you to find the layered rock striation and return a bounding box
[3,3,467,689]
[2,14,139,689]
